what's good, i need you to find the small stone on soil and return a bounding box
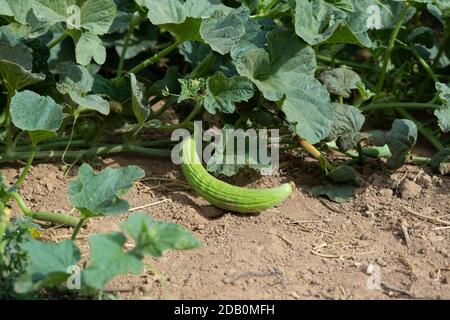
[399,180,422,199]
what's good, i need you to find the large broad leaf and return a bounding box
[319,68,364,98]
[204,72,254,114]
[0,41,45,91]
[33,0,116,65]
[0,61,46,91]
[145,0,229,25]
[68,164,145,217]
[79,0,117,35]
[82,232,142,290]
[33,0,116,34]
[235,28,333,144]
[55,62,110,115]
[294,0,413,47]
[14,239,80,293]
[10,90,64,144]
[199,7,247,55]
[0,0,35,24]
[130,73,150,125]
[435,82,450,133]
[294,0,347,46]
[120,212,201,258]
[327,103,366,152]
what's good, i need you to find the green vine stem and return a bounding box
[127,39,183,76]
[14,142,36,188]
[376,4,410,95]
[47,32,69,50]
[316,55,374,71]
[325,142,431,166]
[115,14,145,80]
[409,45,439,83]
[10,192,79,227]
[0,145,171,163]
[360,102,439,112]
[71,217,87,240]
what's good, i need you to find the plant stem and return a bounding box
[316,55,374,71]
[325,142,431,166]
[15,142,36,188]
[188,52,217,79]
[10,192,32,216]
[116,16,143,80]
[32,212,79,228]
[410,45,439,83]
[48,32,68,49]
[71,218,87,240]
[10,192,78,227]
[127,39,183,76]
[297,138,334,171]
[376,5,409,95]
[0,145,171,162]
[396,108,445,151]
[360,102,439,112]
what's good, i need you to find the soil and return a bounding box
[2,153,450,300]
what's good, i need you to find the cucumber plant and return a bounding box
[0,0,450,298]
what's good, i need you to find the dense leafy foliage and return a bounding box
[1,0,450,297]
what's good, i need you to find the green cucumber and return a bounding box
[181,136,293,213]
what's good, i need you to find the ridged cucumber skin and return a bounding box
[181,136,293,213]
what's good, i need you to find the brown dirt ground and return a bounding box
[2,153,450,300]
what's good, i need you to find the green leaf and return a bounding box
[294,0,347,46]
[80,0,117,35]
[33,0,117,34]
[130,73,150,125]
[15,239,80,293]
[68,164,145,218]
[145,0,232,41]
[56,62,94,95]
[82,232,142,290]
[32,0,68,25]
[71,94,110,115]
[55,62,110,115]
[384,119,418,170]
[327,165,363,185]
[120,212,201,258]
[430,148,450,175]
[0,41,46,91]
[327,103,366,152]
[74,31,107,66]
[146,0,229,25]
[200,7,247,55]
[0,60,46,92]
[319,68,363,98]
[311,183,356,203]
[235,28,333,144]
[435,82,450,133]
[204,72,254,114]
[0,0,35,24]
[10,90,64,144]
